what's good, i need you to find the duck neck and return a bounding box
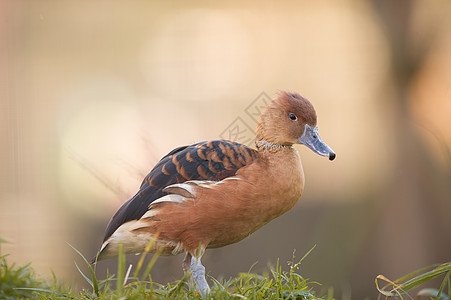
[255,139,293,152]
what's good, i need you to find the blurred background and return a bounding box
[1,0,450,298]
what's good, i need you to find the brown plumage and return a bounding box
[94,91,335,295]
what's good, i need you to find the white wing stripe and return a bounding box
[151,194,186,205]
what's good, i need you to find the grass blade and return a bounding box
[67,242,100,296]
[376,262,451,298]
[142,247,162,281]
[14,287,65,297]
[74,261,92,286]
[401,263,450,291]
[435,270,449,300]
[124,264,133,286]
[133,232,160,279]
[116,243,125,296]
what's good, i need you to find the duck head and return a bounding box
[256,91,336,161]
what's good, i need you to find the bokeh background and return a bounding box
[1,1,450,298]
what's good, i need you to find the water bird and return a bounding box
[93,91,336,295]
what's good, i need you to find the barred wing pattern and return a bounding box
[102,140,257,242]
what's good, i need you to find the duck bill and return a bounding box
[298,125,336,161]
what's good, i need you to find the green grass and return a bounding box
[0,238,52,299]
[376,262,451,300]
[0,238,328,299]
[2,236,449,299]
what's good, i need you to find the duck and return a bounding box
[93,91,335,295]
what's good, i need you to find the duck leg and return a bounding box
[183,252,192,274]
[183,252,195,290]
[189,253,210,296]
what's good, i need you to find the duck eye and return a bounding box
[289,113,297,121]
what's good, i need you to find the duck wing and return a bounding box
[102,140,257,242]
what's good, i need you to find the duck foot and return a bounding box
[189,255,210,296]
